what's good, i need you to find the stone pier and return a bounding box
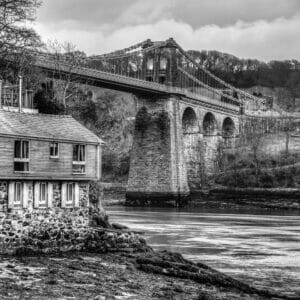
[126,96,189,206]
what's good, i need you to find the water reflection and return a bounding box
[108,206,300,297]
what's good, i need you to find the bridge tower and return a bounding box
[126,39,190,206]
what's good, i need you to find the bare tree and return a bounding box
[0,0,42,90]
[0,0,41,57]
[247,120,265,185]
[47,40,87,109]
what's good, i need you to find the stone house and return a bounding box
[0,82,103,253]
[0,109,102,212]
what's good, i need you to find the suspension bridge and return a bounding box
[32,38,294,205]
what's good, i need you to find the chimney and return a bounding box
[18,75,22,112]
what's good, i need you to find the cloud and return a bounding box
[35,14,300,61]
[37,0,300,30]
[170,0,300,27]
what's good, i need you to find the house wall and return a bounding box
[0,180,148,255]
[0,137,98,180]
[0,180,91,254]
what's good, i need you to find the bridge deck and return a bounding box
[36,57,241,114]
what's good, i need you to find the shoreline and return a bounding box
[0,247,293,299]
[0,209,298,299]
[102,184,300,210]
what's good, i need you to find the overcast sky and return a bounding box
[34,0,300,61]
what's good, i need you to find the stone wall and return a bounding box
[0,181,89,212]
[183,133,204,189]
[126,96,189,206]
[0,181,90,254]
[0,180,149,255]
[0,207,149,255]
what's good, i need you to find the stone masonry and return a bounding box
[126,96,189,206]
[0,181,149,255]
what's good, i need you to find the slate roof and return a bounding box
[0,110,102,144]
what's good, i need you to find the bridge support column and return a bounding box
[126,96,190,206]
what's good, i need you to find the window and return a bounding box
[72,144,86,174]
[14,182,23,205]
[39,182,48,205]
[14,140,29,172]
[33,182,53,208]
[50,142,59,158]
[146,58,154,70]
[159,57,167,70]
[66,183,75,204]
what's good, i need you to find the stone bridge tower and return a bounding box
[126,39,190,206]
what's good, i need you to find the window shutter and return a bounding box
[61,183,67,208]
[74,183,80,207]
[34,182,39,208]
[48,183,53,208]
[23,182,29,208]
[8,182,14,209]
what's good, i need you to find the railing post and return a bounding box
[0,79,2,109]
[18,75,22,112]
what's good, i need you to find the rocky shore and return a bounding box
[0,213,296,300]
[201,187,300,210]
[0,249,293,300]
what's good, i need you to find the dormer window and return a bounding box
[14,140,29,172]
[72,144,85,174]
[50,142,59,158]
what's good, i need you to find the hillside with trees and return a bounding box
[188,50,300,111]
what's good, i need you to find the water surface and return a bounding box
[108,206,300,297]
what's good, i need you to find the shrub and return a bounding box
[102,152,118,174]
[155,110,169,137]
[259,171,275,188]
[135,106,151,133]
[89,181,103,206]
[117,154,130,176]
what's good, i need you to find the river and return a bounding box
[107,206,300,297]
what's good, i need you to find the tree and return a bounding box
[0,0,42,91]
[0,0,41,57]
[46,40,87,109]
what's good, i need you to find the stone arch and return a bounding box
[182,107,198,133]
[203,112,218,135]
[222,117,235,137]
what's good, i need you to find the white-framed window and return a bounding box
[14,182,23,205]
[50,142,59,158]
[8,181,29,209]
[14,140,29,172]
[33,182,53,208]
[39,182,48,205]
[66,182,75,204]
[72,144,86,174]
[61,182,80,208]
